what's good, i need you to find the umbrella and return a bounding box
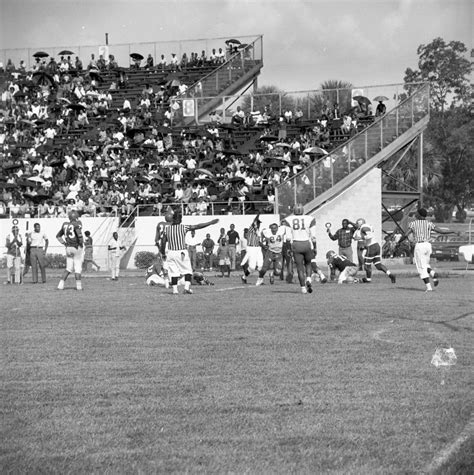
[303,146,328,155]
[58,50,75,55]
[263,160,285,168]
[259,135,278,142]
[130,53,144,61]
[126,128,146,138]
[13,92,27,100]
[135,176,149,183]
[33,51,49,58]
[76,146,94,153]
[274,142,291,149]
[27,176,45,183]
[195,169,216,179]
[228,176,245,183]
[88,70,103,82]
[67,103,86,112]
[225,38,241,46]
[353,95,371,105]
[373,95,389,102]
[49,159,65,167]
[32,71,55,86]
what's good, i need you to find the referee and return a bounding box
[160,209,218,295]
[402,208,456,292]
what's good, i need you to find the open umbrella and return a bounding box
[195,169,216,179]
[33,51,49,58]
[67,103,87,112]
[228,176,245,183]
[353,95,371,105]
[274,142,291,149]
[303,146,328,155]
[32,71,55,86]
[263,160,285,168]
[27,176,45,183]
[225,39,241,46]
[373,95,389,102]
[259,135,278,142]
[130,53,144,61]
[58,50,75,56]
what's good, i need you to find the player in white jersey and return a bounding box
[354,218,396,284]
[255,223,286,286]
[281,204,317,294]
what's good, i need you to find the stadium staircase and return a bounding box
[275,83,430,215]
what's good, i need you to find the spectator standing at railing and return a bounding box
[226,224,240,271]
[185,229,200,271]
[375,101,387,117]
[201,233,215,271]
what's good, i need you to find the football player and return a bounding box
[256,223,286,286]
[326,250,359,284]
[56,210,84,290]
[281,204,317,294]
[354,218,396,284]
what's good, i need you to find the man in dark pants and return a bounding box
[226,223,240,271]
[326,218,356,262]
[28,222,49,283]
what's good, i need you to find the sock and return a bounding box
[172,285,178,293]
[184,281,190,291]
[57,280,64,290]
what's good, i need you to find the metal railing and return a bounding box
[275,83,430,215]
[0,35,262,72]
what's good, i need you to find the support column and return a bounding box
[418,132,424,206]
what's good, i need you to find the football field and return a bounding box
[1,272,473,473]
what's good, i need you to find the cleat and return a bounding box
[255,278,264,286]
[301,286,307,294]
[362,277,371,283]
[183,289,193,294]
[320,276,328,284]
[270,275,274,285]
[433,273,439,287]
[389,274,396,284]
[425,288,433,292]
[240,275,247,284]
[306,280,313,293]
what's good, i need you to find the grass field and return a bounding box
[1,272,473,474]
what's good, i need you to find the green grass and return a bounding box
[1,273,473,473]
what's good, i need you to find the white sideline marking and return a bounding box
[424,414,474,473]
[215,286,247,292]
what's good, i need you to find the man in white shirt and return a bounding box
[27,222,49,283]
[108,232,126,281]
[186,229,201,271]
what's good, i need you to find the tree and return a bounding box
[404,37,472,111]
[424,107,474,221]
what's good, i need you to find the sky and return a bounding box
[0,0,472,91]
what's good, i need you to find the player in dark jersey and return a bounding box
[56,210,84,290]
[326,250,359,284]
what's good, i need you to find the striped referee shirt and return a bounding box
[408,219,434,243]
[163,224,191,250]
[247,216,262,247]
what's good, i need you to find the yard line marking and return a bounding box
[215,286,247,292]
[424,413,474,473]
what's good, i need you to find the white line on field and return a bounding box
[424,413,474,473]
[215,286,248,292]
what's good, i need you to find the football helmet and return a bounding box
[164,207,174,223]
[293,203,304,215]
[326,250,336,260]
[68,210,79,222]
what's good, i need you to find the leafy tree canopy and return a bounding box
[404,37,472,111]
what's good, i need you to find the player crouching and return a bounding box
[326,250,359,284]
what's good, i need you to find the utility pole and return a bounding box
[105,33,109,45]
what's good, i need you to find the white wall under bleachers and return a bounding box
[311,168,382,261]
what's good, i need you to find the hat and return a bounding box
[417,208,427,217]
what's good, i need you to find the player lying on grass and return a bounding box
[326,250,359,284]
